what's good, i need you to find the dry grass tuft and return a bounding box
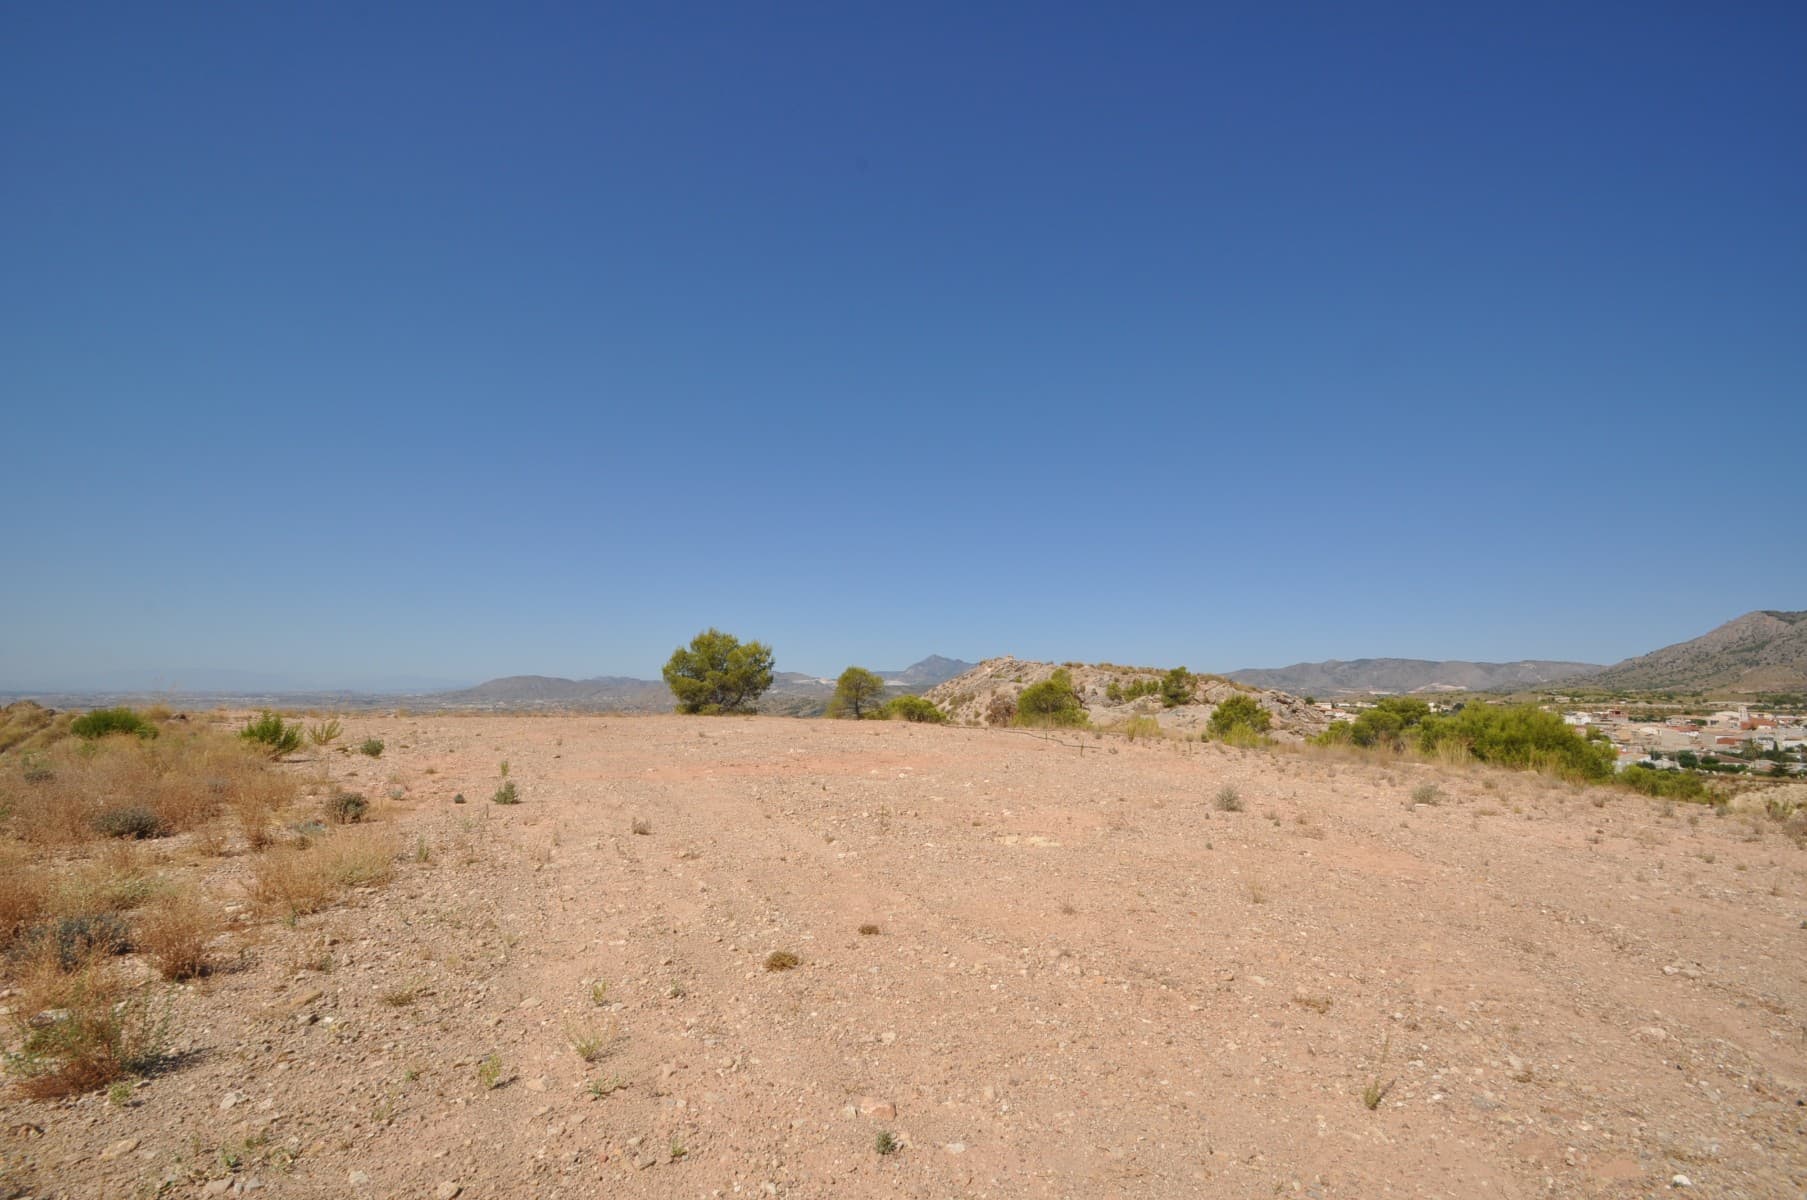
[2,962,169,1098]
[136,891,218,981]
[249,827,397,918]
[0,847,50,955]
[763,950,801,972]
[0,728,294,847]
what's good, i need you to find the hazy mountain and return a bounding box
[1227,658,1601,697]
[432,675,672,711]
[431,656,973,715]
[878,656,976,689]
[0,668,466,694]
[1577,610,1807,694]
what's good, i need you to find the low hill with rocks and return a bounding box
[924,657,1330,741]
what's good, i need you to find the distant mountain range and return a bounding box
[427,656,976,714]
[1227,609,1807,697]
[1228,658,1601,697]
[1573,610,1807,694]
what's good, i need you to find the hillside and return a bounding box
[1229,658,1600,697]
[926,657,1328,740]
[432,674,673,711]
[1579,609,1807,694]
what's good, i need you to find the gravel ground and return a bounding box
[3,714,1804,1199]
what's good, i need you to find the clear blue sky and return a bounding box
[3,3,1802,690]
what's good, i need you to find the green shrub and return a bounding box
[1416,704,1614,781]
[92,807,164,840]
[1160,667,1196,708]
[1207,695,1271,741]
[240,711,303,757]
[358,738,385,758]
[1107,678,1161,703]
[1618,765,1708,801]
[70,709,157,742]
[1014,669,1088,728]
[492,781,519,805]
[1345,698,1431,749]
[881,696,947,724]
[1214,784,1243,812]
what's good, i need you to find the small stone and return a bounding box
[100,1136,140,1160]
[435,1184,463,1200]
[202,1181,233,1197]
[1671,1175,1693,1188]
[856,1096,895,1119]
[525,1077,547,1092]
[220,1091,248,1111]
[349,1169,371,1186]
[944,1141,967,1154]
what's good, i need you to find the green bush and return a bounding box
[1160,667,1196,708]
[240,711,303,757]
[358,738,385,758]
[1014,669,1088,728]
[492,781,519,805]
[70,709,157,742]
[663,628,776,715]
[1416,704,1614,781]
[1207,694,1271,741]
[92,807,164,840]
[881,696,947,724]
[1618,765,1709,801]
[1106,678,1161,704]
[827,667,887,719]
[1334,698,1432,749]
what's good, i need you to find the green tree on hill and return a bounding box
[1160,667,1196,708]
[1207,694,1271,740]
[1015,669,1088,728]
[662,628,775,714]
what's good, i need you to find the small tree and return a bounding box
[1207,694,1271,740]
[662,628,775,715]
[827,667,886,719]
[1160,667,1196,708]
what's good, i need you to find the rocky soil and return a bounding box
[3,714,1804,1199]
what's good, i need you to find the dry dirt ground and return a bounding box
[4,715,1805,1199]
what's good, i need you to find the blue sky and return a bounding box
[3,3,1802,690]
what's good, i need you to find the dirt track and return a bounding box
[5,715,1804,1199]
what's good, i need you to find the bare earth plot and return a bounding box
[4,715,1804,1199]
